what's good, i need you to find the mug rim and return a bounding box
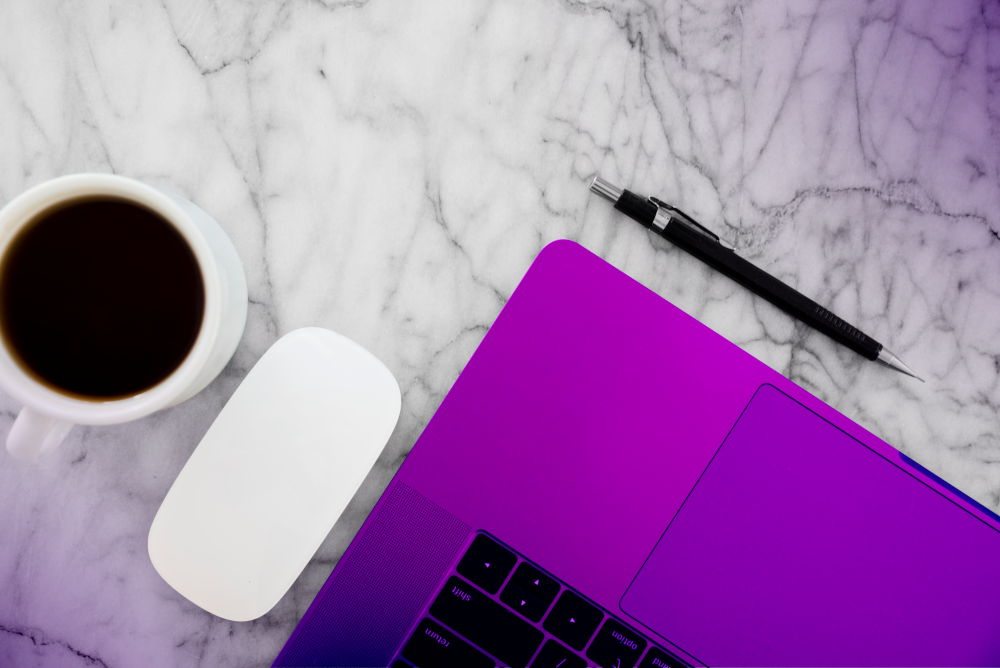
[0,173,222,425]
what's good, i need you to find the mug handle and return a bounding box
[6,407,74,462]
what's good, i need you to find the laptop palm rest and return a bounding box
[622,383,1000,666]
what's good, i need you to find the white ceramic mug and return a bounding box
[0,174,248,462]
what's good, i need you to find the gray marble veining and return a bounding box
[1,0,998,665]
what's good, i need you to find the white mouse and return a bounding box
[148,327,400,622]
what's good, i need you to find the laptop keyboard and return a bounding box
[393,532,688,668]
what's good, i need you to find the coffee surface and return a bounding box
[0,197,205,399]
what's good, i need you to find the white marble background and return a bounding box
[0,0,998,665]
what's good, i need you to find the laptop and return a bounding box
[273,240,1000,667]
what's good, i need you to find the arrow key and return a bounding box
[511,562,560,604]
[500,580,549,622]
[543,590,603,651]
[457,534,517,594]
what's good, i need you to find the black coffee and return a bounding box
[0,196,205,399]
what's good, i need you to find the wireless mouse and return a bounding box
[147,327,401,622]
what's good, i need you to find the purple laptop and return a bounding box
[274,240,1000,667]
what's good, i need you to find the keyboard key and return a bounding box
[457,534,517,594]
[402,618,494,667]
[500,580,550,622]
[531,639,588,668]
[511,561,560,603]
[638,646,688,668]
[586,618,647,668]
[431,576,543,667]
[542,590,603,651]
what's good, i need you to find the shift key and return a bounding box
[431,576,543,667]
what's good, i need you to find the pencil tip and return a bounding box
[877,347,923,382]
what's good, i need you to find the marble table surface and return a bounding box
[1,0,998,666]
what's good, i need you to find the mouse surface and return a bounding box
[148,327,400,622]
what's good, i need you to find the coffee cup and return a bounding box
[0,174,248,462]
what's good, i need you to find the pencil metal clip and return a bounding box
[648,197,735,251]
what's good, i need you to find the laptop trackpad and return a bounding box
[621,384,1000,667]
